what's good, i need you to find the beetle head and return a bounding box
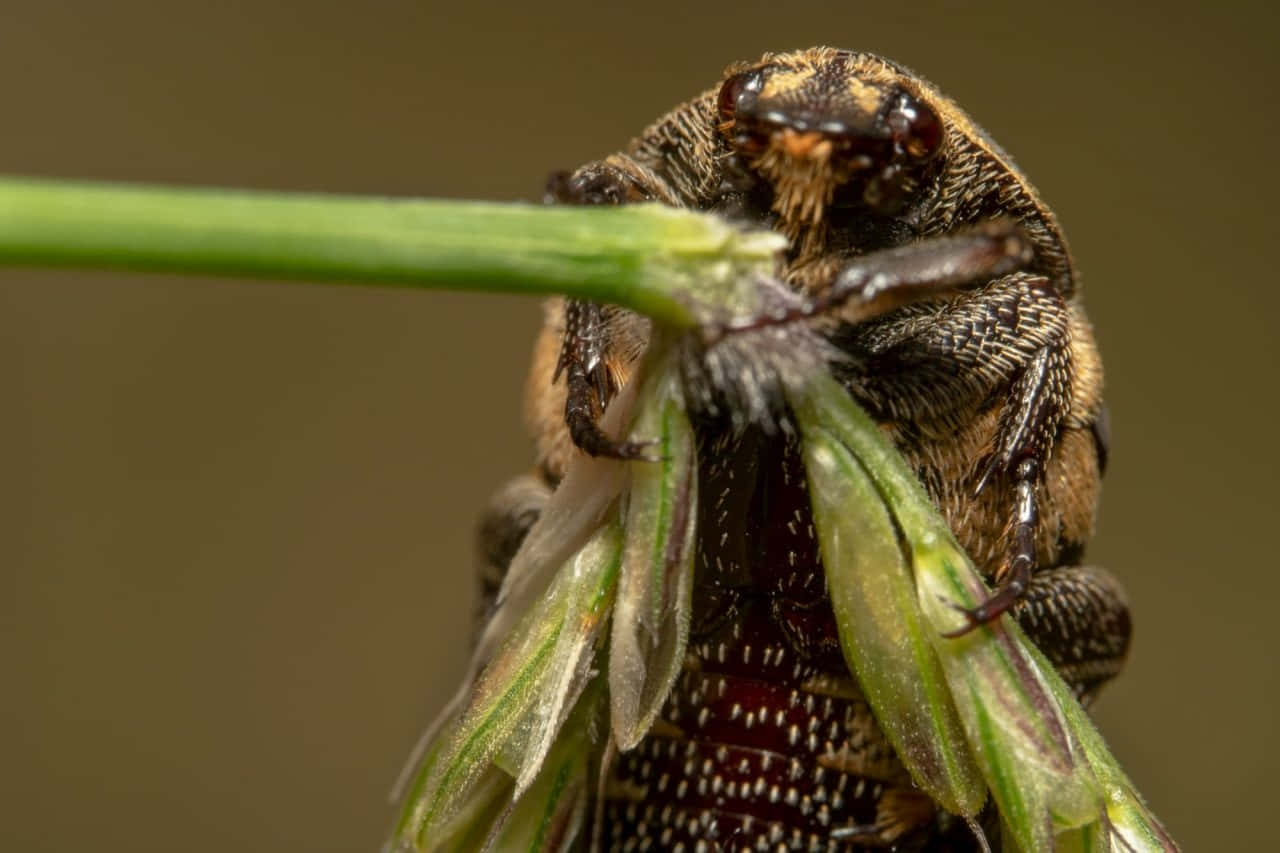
[716,48,943,234]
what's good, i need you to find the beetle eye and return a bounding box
[887,94,942,160]
[717,70,763,126]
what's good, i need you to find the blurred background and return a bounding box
[1,1,1274,850]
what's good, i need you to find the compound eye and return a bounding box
[717,70,763,126]
[887,93,943,160]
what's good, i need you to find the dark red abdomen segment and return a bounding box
[602,426,980,852]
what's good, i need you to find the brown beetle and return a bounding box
[481,47,1131,850]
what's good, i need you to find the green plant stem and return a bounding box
[0,177,782,326]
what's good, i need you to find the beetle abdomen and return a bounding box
[603,423,978,851]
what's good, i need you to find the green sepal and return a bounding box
[1027,644,1180,852]
[481,686,604,853]
[483,747,586,853]
[1055,820,1111,853]
[418,764,513,853]
[915,542,1102,851]
[798,422,985,818]
[788,372,943,542]
[394,520,622,849]
[609,352,698,750]
[494,523,622,793]
[790,371,1175,851]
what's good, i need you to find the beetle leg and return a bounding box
[950,337,1074,630]
[707,220,1034,341]
[943,457,1041,635]
[548,163,666,460]
[556,299,655,460]
[819,220,1034,320]
[973,344,1069,495]
[825,272,1077,631]
[1011,565,1132,704]
[946,346,1075,632]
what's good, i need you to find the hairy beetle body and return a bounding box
[484,48,1131,849]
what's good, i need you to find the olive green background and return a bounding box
[2,2,1274,850]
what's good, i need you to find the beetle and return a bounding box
[479,47,1132,850]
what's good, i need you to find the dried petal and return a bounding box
[394,521,621,849]
[609,360,698,750]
